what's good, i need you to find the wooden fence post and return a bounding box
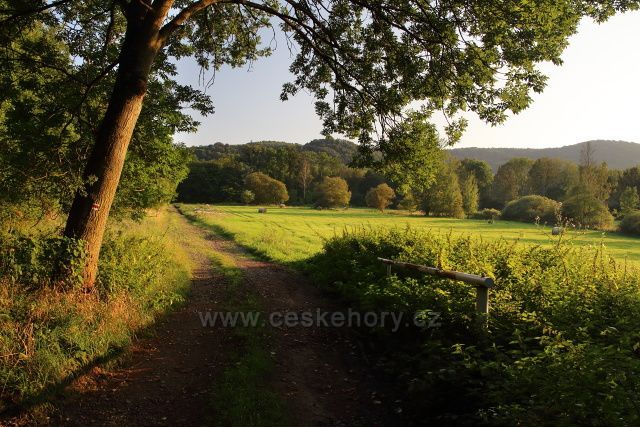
[475,285,489,315]
[377,257,493,327]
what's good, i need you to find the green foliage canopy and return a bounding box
[314,176,351,208]
[245,172,289,204]
[501,195,560,224]
[365,183,395,212]
[3,0,636,183]
[620,186,640,216]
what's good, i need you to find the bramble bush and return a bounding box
[309,228,640,425]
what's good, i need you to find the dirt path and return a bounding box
[51,209,390,426]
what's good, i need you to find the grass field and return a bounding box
[177,204,640,266]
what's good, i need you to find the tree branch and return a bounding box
[158,0,221,42]
[0,0,72,22]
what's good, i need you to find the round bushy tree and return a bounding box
[315,177,351,208]
[501,195,560,224]
[562,194,614,229]
[365,184,395,212]
[244,172,289,205]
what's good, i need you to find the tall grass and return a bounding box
[0,209,192,413]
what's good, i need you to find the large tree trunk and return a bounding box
[64,22,164,289]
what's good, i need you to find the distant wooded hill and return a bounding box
[190,138,358,163]
[448,140,640,171]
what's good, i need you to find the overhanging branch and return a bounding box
[0,0,72,22]
[158,0,222,42]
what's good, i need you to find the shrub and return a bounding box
[472,208,501,220]
[500,195,560,224]
[0,235,86,289]
[365,183,395,212]
[620,211,640,235]
[314,176,351,208]
[308,228,640,425]
[562,193,614,229]
[240,190,255,205]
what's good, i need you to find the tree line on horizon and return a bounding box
[177,140,640,232]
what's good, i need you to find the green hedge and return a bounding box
[309,228,640,425]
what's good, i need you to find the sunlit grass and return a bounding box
[0,207,195,414]
[177,204,640,266]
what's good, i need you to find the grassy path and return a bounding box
[51,207,388,426]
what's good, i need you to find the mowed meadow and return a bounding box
[177,204,640,266]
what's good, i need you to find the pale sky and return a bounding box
[174,11,640,149]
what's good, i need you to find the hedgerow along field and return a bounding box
[180,203,640,424]
[177,204,640,266]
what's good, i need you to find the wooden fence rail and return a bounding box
[377,257,494,317]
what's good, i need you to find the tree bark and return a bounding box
[64,19,164,289]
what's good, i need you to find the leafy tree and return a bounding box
[457,159,494,208]
[619,186,640,216]
[575,142,612,202]
[298,153,313,203]
[314,177,351,208]
[239,142,302,187]
[460,175,479,216]
[240,190,255,205]
[245,172,289,205]
[3,0,635,286]
[491,158,534,207]
[0,19,194,221]
[365,183,395,212]
[343,168,386,206]
[526,157,579,201]
[177,158,248,203]
[563,193,614,229]
[360,112,442,195]
[610,166,640,209]
[422,161,464,219]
